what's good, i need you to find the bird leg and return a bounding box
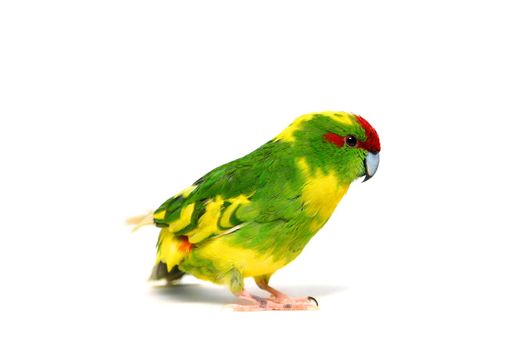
[255,277,319,310]
[256,282,292,302]
[226,270,318,311]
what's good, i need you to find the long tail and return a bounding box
[126,212,154,232]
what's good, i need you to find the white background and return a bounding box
[1,1,528,349]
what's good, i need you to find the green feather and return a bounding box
[149,111,379,293]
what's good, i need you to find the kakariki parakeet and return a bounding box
[128,111,380,311]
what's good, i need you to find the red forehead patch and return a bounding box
[355,115,380,153]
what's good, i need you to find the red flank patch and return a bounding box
[178,236,193,253]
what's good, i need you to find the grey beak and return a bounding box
[363,152,380,182]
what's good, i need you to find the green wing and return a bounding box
[152,159,260,244]
[152,141,301,245]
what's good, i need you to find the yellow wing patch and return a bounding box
[185,194,252,244]
[168,203,195,232]
[151,185,198,224]
[187,196,224,244]
[156,193,253,269]
[219,194,251,228]
[153,210,166,220]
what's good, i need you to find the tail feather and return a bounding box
[150,262,186,282]
[127,212,186,283]
[126,212,154,232]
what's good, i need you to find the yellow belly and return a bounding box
[194,238,288,279]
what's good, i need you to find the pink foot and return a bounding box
[227,292,319,311]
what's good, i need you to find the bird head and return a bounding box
[274,111,380,183]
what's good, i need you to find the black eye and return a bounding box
[345,135,357,147]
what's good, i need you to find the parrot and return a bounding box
[128,111,380,311]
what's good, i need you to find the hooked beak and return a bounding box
[363,152,380,182]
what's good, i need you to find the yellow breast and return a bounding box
[297,158,350,231]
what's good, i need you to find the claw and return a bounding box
[307,296,319,307]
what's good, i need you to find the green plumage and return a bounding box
[144,111,380,296]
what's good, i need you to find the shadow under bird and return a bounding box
[128,111,381,311]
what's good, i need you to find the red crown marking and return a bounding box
[355,115,380,153]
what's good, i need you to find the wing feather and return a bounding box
[152,162,257,244]
[152,141,296,245]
